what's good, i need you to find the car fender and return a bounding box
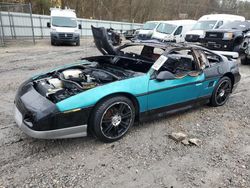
[56,74,150,112]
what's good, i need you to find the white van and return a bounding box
[151,20,196,43]
[185,14,245,42]
[137,21,160,40]
[47,8,82,46]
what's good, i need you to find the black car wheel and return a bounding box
[91,96,135,142]
[76,39,80,46]
[210,77,232,107]
[241,54,248,65]
[51,39,55,46]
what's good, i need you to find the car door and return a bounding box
[147,49,205,111]
[174,26,183,43]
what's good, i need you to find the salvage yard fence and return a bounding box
[0,3,142,46]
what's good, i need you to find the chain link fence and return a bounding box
[0,2,35,46]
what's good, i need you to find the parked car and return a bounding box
[200,21,250,64]
[185,14,245,42]
[47,8,82,46]
[151,20,196,43]
[136,21,160,40]
[14,26,240,142]
[123,29,140,40]
[241,31,250,65]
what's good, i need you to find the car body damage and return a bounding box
[14,26,241,141]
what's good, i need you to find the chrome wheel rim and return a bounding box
[100,102,133,139]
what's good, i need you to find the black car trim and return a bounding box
[139,95,211,121]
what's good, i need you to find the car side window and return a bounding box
[215,21,223,29]
[158,49,200,78]
[174,26,183,35]
[193,50,210,69]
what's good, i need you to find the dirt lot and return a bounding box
[0,39,249,188]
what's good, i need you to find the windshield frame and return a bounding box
[192,20,218,30]
[51,16,77,28]
[142,22,158,30]
[219,21,250,30]
[156,23,177,34]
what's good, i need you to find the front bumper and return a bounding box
[200,39,234,51]
[14,81,91,139]
[51,32,80,43]
[14,105,87,139]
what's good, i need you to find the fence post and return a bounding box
[0,11,5,46]
[11,13,16,39]
[7,6,13,39]
[29,3,35,44]
[39,16,43,38]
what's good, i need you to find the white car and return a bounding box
[151,20,197,43]
[137,21,161,40]
[185,14,245,42]
[47,8,82,46]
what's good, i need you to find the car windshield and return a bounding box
[156,23,177,34]
[52,16,77,28]
[220,21,250,31]
[192,20,217,30]
[143,22,158,30]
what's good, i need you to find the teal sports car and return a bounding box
[14,26,241,142]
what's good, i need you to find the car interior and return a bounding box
[159,49,202,78]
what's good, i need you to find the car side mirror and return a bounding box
[78,24,82,29]
[47,22,51,28]
[156,71,175,81]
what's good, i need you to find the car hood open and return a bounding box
[91,25,118,56]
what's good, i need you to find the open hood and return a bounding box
[91,25,118,55]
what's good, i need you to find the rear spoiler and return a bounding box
[212,51,239,59]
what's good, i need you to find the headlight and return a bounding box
[148,31,153,35]
[51,28,57,32]
[200,31,205,39]
[223,32,233,40]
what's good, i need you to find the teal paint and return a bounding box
[56,73,150,112]
[147,74,205,110]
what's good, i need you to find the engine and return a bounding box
[33,67,116,103]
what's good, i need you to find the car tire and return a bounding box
[51,39,55,46]
[210,76,232,107]
[241,54,248,65]
[90,96,135,142]
[76,39,80,46]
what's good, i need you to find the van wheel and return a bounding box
[91,96,135,142]
[76,39,80,46]
[51,39,55,46]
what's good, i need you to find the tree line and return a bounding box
[1,0,250,22]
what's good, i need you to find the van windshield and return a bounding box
[192,20,217,30]
[156,23,177,34]
[143,22,158,30]
[52,17,77,28]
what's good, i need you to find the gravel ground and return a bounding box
[0,38,249,188]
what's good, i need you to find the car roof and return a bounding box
[158,20,197,25]
[199,14,245,21]
[119,40,204,51]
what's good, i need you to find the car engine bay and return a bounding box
[33,62,137,103]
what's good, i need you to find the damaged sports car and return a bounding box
[14,26,241,142]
